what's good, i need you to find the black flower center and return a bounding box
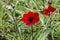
[48,10,51,15]
[28,17,34,22]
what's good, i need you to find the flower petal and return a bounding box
[48,6,56,12]
[22,11,39,26]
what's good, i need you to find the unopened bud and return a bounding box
[6,5,13,11]
[8,20,14,24]
[48,0,52,5]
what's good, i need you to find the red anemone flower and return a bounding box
[43,6,56,16]
[22,11,39,26]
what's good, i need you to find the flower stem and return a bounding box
[31,26,34,40]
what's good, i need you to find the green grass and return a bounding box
[0,0,60,40]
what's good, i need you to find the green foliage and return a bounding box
[0,0,60,40]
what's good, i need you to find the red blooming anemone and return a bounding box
[22,11,39,26]
[43,6,56,16]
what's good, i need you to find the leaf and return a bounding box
[37,28,53,40]
[19,24,31,30]
[40,15,45,25]
[0,9,3,26]
[33,29,44,40]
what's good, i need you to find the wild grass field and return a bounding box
[0,0,60,40]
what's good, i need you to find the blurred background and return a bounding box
[0,0,60,40]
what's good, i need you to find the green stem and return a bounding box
[42,0,45,6]
[15,17,22,40]
[31,26,34,40]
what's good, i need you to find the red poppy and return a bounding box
[43,6,56,16]
[22,11,39,26]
